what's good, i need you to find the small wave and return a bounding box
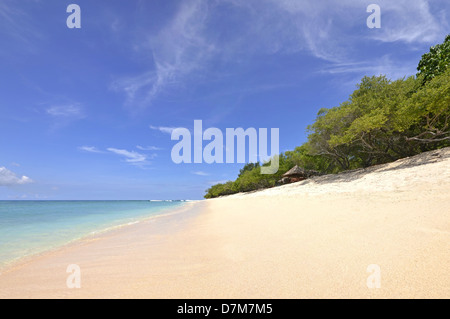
[127,221,140,226]
[89,220,141,235]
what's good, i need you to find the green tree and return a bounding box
[417,34,450,83]
[307,75,421,169]
[398,68,450,144]
[204,181,237,198]
[306,103,359,171]
[238,162,260,177]
[284,144,332,173]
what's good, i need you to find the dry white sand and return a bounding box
[0,148,449,298]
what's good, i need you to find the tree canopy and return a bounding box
[417,34,450,83]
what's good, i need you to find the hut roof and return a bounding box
[282,165,307,177]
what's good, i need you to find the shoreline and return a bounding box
[0,201,198,275]
[0,149,449,298]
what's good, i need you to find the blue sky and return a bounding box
[0,0,448,200]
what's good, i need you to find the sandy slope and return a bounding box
[0,148,449,298]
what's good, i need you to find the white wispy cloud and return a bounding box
[78,146,103,153]
[369,0,447,44]
[321,55,418,81]
[149,125,177,134]
[46,104,84,118]
[107,148,149,164]
[0,166,33,186]
[193,171,209,176]
[136,145,162,151]
[79,146,154,167]
[0,0,42,48]
[111,71,155,107]
[268,0,447,45]
[45,104,86,131]
[236,0,448,61]
[220,0,347,62]
[113,0,214,107]
[112,0,448,107]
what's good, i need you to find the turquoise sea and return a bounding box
[0,200,186,269]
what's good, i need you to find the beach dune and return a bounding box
[0,148,449,298]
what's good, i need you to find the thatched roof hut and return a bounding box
[278,165,308,184]
[282,165,307,178]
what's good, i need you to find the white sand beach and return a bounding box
[0,148,449,299]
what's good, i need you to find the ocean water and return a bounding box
[0,200,186,269]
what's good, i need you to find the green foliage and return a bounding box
[306,71,449,171]
[204,38,450,199]
[417,34,450,83]
[204,181,235,199]
[284,144,331,172]
[398,68,450,143]
[238,162,260,177]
